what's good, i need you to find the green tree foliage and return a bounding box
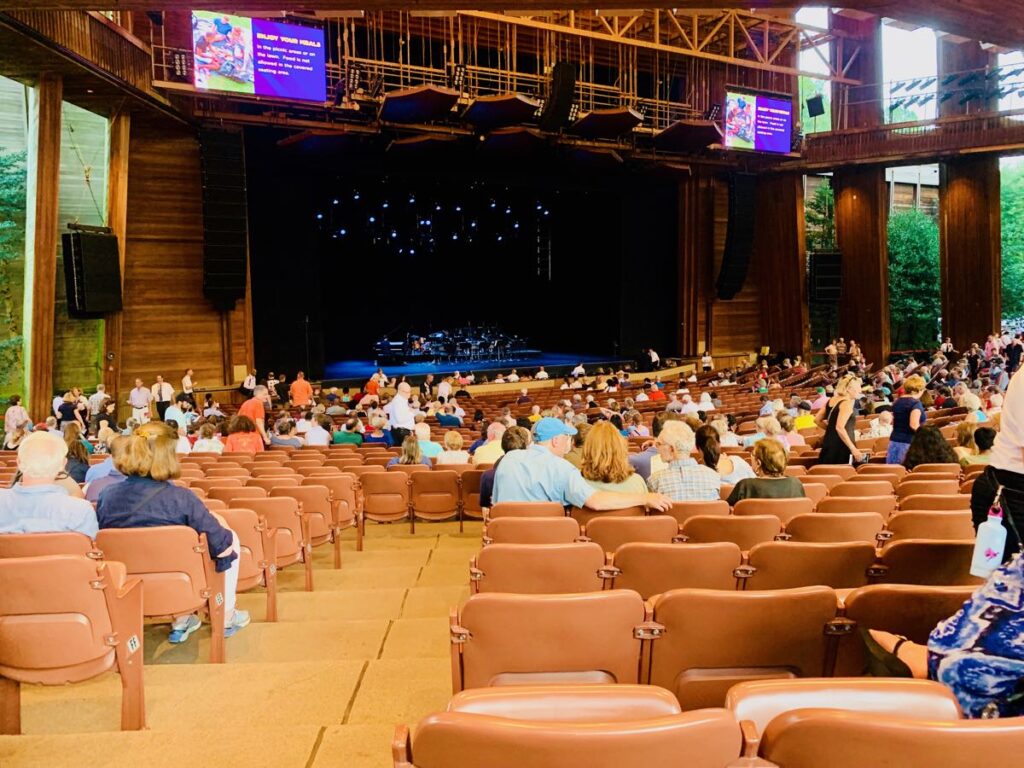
[888,208,940,350]
[805,182,836,252]
[799,76,831,133]
[0,145,26,393]
[1001,161,1024,324]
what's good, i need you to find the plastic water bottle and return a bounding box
[971,504,1008,579]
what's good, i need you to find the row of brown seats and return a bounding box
[394,679,1020,768]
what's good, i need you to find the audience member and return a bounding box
[289,371,315,407]
[436,431,470,464]
[726,439,805,504]
[388,435,431,467]
[272,420,304,448]
[62,423,91,483]
[85,436,128,502]
[414,422,442,458]
[192,423,224,453]
[333,419,364,445]
[224,414,264,453]
[647,421,720,501]
[695,425,755,485]
[472,422,506,465]
[962,427,995,467]
[363,417,394,446]
[237,385,272,447]
[579,421,647,495]
[304,416,333,446]
[904,425,959,470]
[817,374,868,465]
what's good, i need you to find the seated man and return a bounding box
[647,420,721,501]
[436,405,462,428]
[479,426,531,509]
[492,417,671,512]
[0,431,98,535]
[304,416,333,446]
[473,422,506,464]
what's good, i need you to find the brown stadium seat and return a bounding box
[757,710,1024,768]
[95,527,227,663]
[271,485,341,568]
[245,476,301,493]
[202,498,227,511]
[608,542,742,598]
[296,466,341,478]
[800,483,828,508]
[0,531,100,559]
[303,474,363,551]
[665,500,730,527]
[783,512,885,544]
[325,458,364,471]
[443,683,681,720]
[726,678,961,750]
[816,495,898,519]
[648,586,839,709]
[488,501,565,519]
[857,464,907,479]
[569,504,645,528]
[388,463,432,475]
[469,542,607,594]
[808,465,857,480]
[897,480,960,500]
[483,516,581,545]
[899,493,971,511]
[0,555,145,733]
[737,541,876,590]
[450,590,650,692]
[733,498,814,525]
[830,481,896,498]
[189,477,243,493]
[207,485,268,505]
[362,471,411,526]
[583,515,680,553]
[459,469,485,521]
[905,471,961,484]
[796,473,843,491]
[681,515,783,551]
[220,507,278,622]
[348,464,387,480]
[235,496,313,591]
[410,470,461,532]
[434,462,474,475]
[881,511,976,544]
[284,458,324,470]
[204,467,249,479]
[870,539,981,586]
[845,473,899,490]
[911,463,961,475]
[833,584,975,676]
[393,696,743,768]
[251,466,297,478]
[367,456,395,468]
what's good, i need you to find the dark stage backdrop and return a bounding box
[246,127,680,378]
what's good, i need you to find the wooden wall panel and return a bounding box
[940,157,1001,351]
[678,172,715,357]
[754,173,808,359]
[834,166,890,366]
[830,12,883,130]
[939,39,995,117]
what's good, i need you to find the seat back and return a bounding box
[569,504,646,528]
[361,472,411,522]
[884,511,975,543]
[411,470,460,521]
[190,477,243,492]
[682,515,782,551]
[797,474,843,491]
[0,531,99,559]
[611,542,742,598]
[649,586,838,709]
[484,517,581,545]
[454,590,648,691]
[584,515,679,553]
[897,480,960,500]
[388,463,431,475]
[911,463,961,474]
[666,500,730,527]
[235,497,304,564]
[816,496,897,519]
[272,485,333,540]
[207,485,267,505]
[0,555,117,682]
[246,476,301,492]
[348,464,387,479]
[808,465,856,480]
[251,467,297,478]
[219,507,266,587]
[783,513,884,544]
[488,502,564,519]
[874,540,981,586]
[899,494,971,511]
[304,474,359,526]
[445,683,681,720]
[733,498,813,525]
[460,470,484,519]
[204,467,248,479]
[471,543,606,594]
[95,526,213,616]
[758,711,1024,768]
[740,542,876,590]
[830,481,895,498]
[857,464,907,478]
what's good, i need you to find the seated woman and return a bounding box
[96,421,249,642]
[271,419,304,448]
[436,431,470,465]
[962,392,988,423]
[580,421,648,495]
[362,416,393,447]
[695,425,755,485]
[777,413,806,448]
[223,414,265,453]
[191,423,224,454]
[726,439,805,505]
[387,435,431,467]
[3,418,29,450]
[62,423,91,484]
[952,422,977,462]
[625,411,650,438]
[961,426,996,466]
[903,424,959,470]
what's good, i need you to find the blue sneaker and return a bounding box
[224,609,251,638]
[168,614,201,644]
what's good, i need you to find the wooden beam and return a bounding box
[103,110,130,406]
[22,71,62,420]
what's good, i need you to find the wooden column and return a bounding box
[939,39,996,118]
[830,12,883,130]
[754,173,808,360]
[834,166,890,367]
[22,72,62,420]
[677,172,714,358]
[940,157,1001,350]
[103,111,131,406]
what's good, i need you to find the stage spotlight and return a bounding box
[316,213,324,220]
[636,104,648,119]
[497,235,503,241]
[490,201,496,208]
[332,199,339,204]
[339,228,347,235]
[514,222,520,229]
[702,104,721,121]
[505,207,511,214]
[369,216,376,223]
[353,192,360,200]
[346,65,362,93]
[470,221,477,228]
[568,103,580,122]
[455,205,462,212]
[382,201,389,208]
[448,63,467,90]
[452,233,459,240]
[533,98,546,118]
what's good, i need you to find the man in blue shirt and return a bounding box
[493,417,672,512]
[0,432,98,536]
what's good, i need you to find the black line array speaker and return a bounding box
[715,172,758,300]
[539,62,576,132]
[199,128,248,311]
[61,231,122,317]
[809,250,843,303]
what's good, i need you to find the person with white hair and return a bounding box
[697,392,715,412]
[385,381,416,445]
[647,420,721,501]
[0,431,98,535]
[414,422,442,458]
[680,394,699,415]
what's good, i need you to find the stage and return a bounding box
[322,351,634,385]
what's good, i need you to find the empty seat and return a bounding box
[411,470,461,531]
[450,590,649,692]
[899,494,971,511]
[665,500,730,527]
[302,473,363,551]
[733,498,814,525]
[206,485,268,505]
[483,516,581,545]
[845,473,899,490]
[830,481,895,498]
[800,483,828,508]
[271,485,341,568]
[362,472,411,525]
[95,527,227,663]
[737,541,876,590]
[251,467,297,478]
[870,539,981,586]
[609,542,742,599]
[783,513,884,544]
[882,511,975,544]
[488,501,565,519]
[470,543,607,594]
[0,555,145,733]
[0,531,99,559]
[460,469,484,521]
[204,467,249,479]
[583,515,680,553]
[808,465,857,480]
[219,507,278,622]
[911,463,962,474]
[649,586,839,709]
[569,504,645,528]
[235,496,313,591]
[857,464,907,478]
[190,477,244,493]
[816,495,898,519]
[897,480,960,500]
[388,463,432,475]
[347,465,387,479]
[295,466,341,478]
[681,515,782,551]
[245,476,301,493]
[797,474,843,491]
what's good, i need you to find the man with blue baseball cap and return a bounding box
[493,417,672,512]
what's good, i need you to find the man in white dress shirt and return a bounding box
[151,375,174,421]
[535,366,549,380]
[385,382,415,445]
[127,378,152,424]
[437,376,452,402]
[571,363,586,377]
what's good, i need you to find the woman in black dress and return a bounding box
[816,374,870,465]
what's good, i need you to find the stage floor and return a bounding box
[323,352,625,382]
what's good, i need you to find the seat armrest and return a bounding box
[392,724,413,767]
[740,718,760,757]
